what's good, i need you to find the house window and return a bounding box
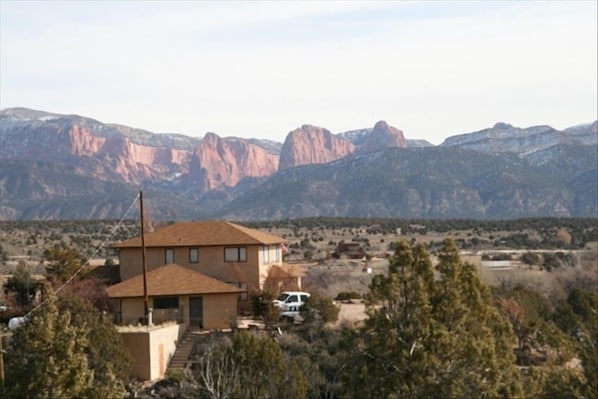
[153,297,179,309]
[165,248,174,264]
[262,246,269,264]
[189,248,199,263]
[273,246,280,263]
[224,247,247,262]
[239,282,248,301]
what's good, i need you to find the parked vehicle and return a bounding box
[273,291,310,322]
[273,291,310,311]
[8,316,26,330]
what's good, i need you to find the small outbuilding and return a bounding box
[333,242,367,260]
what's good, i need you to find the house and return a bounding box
[332,242,367,260]
[113,221,296,290]
[110,220,304,326]
[105,263,246,381]
[106,220,307,381]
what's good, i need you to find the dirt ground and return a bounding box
[336,302,367,325]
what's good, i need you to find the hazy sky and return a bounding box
[1,1,596,144]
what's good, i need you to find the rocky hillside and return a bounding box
[0,108,282,194]
[0,107,596,220]
[278,125,354,170]
[216,145,597,220]
[0,108,196,185]
[355,120,407,155]
[441,121,597,154]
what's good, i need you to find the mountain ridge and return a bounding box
[1,107,596,220]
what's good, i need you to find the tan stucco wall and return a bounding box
[119,323,184,381]
[149,323,183,380]
[118,245,282,291]
[121,298,145,325]
[120,331,150,380]
[202,293,238,329]
[119,293,238,330]
[119,247,168,281]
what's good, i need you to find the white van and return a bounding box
[273,291,310,312]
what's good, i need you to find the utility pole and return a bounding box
[140,191,149,325]
[0,331,4,385]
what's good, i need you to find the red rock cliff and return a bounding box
[57,124,192,183]
[357,121,407,154]
[189,132,279,192]
[278,125,354,170]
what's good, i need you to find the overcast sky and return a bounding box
[1,1,596,144]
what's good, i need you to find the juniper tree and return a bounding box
[189,330,308,399]
[44,245,85,282]
[2,288,131,399]
[3,288,94,399]
[343,241,443,398]
[342,239,522,399]
[432,239,521,398]
[4,260,40,307]
[232,330,287,398]
[58,295,132,398]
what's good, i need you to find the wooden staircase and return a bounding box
[167,331,196,372]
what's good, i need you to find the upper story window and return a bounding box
[189,247,199,263]
[165,248,174,264]
[273,246,280,263]
[262,246,269,264]
[224,247,247,262]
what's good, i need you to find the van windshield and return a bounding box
[277,293,290,301]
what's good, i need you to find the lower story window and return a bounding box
[153,297,179,309]
[228,282,248,301]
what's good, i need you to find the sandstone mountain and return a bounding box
[0,107,596,220]
[0,108,281,196]
[355,120,407,154]
[184,132,279,194]
[0,108,196,185]
[277,120,409,169]
[278,125,354,170]
[338,124,432,149]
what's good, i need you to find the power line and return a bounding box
[25,193,140,318]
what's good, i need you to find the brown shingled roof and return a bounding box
[106,263,244,298]
[113,220,283,248]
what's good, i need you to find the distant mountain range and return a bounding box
[0,107,596,220]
